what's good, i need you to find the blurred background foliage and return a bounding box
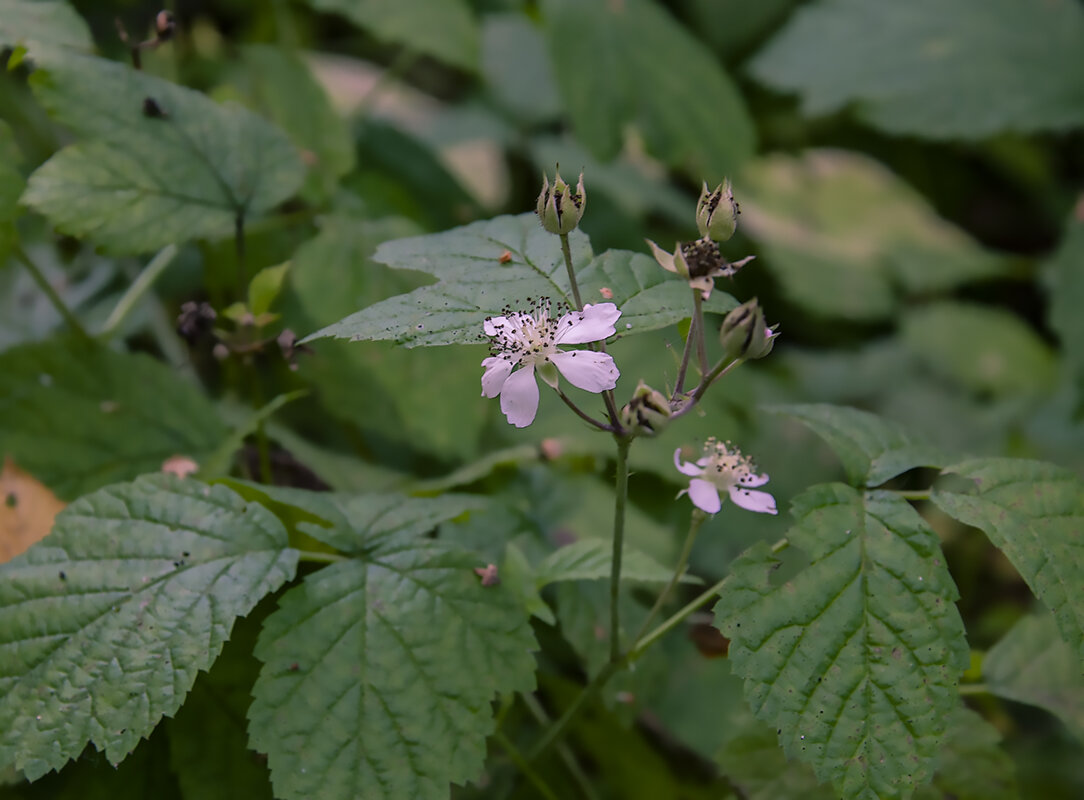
[1,0,1082,797]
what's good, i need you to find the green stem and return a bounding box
[634,512,705,644]
[520,693,600,800]
[235,211,247,296]
[554,387,612,432]
[609,436,632,664]
[631,575,728,660]
[670,356,744,422]
[892,489,932,500]
[14,245,89,339]
[296,550,348,564]
[100,244,178,339]
[559,233,584,310]
[957,683,990,696]
[493,731,561,800]
[527,658,624,763]
[673,312,697,397]
[693,290,707,382]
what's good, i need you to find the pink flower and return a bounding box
[673,439,777,515]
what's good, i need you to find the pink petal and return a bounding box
[499,364,540,428]
[673,448,703,477]
[687,479,722,513]
[481,356,513,398]
[728,486,777,515]
[550,350,619,392]
[736,472,771,488]
[554,302,620,345]
[483,315,509,337]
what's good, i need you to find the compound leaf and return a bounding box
[715,484,968,800]
[0,477,297,779]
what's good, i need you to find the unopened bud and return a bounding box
[720,299,778,361]
[696,179,739,242]
[536,167,586,235]
[620,381,672,437]
[155,10,175,41]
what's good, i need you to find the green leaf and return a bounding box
[303,213,736,347]
[482,14,561,124]
[902,302,1057,397]
[248,536,536,800]
[543,0,755,178]
[0,476,298,780]
[912,707,1019,800]
[0,121,24,261]
[0,0,92,53]
[738,150,1006,320]
[236,45,355,202]
[534,538,698,587]
[932,458,1084,661]
[767,403,947,487]
[1043,213,1084,406]
[749,0,1084,139]
[715,720,836,800]
[715,484,968,800]
[22,51,304,254]
[304,0,478,71]
[0,338,228,500]
[247,262,290,317]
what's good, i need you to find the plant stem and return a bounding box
[13,245,89,339]
[609,436,632,664]
[634,512,705,644]
[673,313,697,397]
[669,356,744,422]
[100,244,178,339]
[892,489,932,500]
[559,233,584,311]
[520,693,600,800]
[693,290,707,382]
[527,658,624,763]
[957,683,990,696]
[554,387,612,431]
[631,575,728,660]
[493,731,561,800]
[296,550,348,564]
[235,211,247,294]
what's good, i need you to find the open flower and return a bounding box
[646,237,755,301]
[481,299,620,428]
[673,439,777,515]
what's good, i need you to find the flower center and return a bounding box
[702,439,759,489]
[680,237,726,278]
[486,298,564,366]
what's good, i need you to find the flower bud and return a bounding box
[696,179,739,242]
[155,10,176,41]
[620,381,672,437]
[719,299,778,361]
[536,167,586,235]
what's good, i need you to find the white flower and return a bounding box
[673,439,777,515]
[481,299,621,428]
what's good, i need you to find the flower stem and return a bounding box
[493,731,561,800]
[296,550,348,564]
[559,233,584,311]
[673,313,697,397]
[14,245,89,340]
[693,290,708,382]
[891,489,932,500]
[630,574,728,661]
[609,436,632,664]
[554,387,613,432]
[527,657,625,763]
[633,511,705,645]
[520,693,600,800]
[957,683,990,696]
[100,244,178,340]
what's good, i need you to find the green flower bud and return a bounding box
[719,299,778,361]
[696,179,739,242]
[620,381,672,437]
[536,167,586,235]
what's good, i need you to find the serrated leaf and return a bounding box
[1043,213,1084,407]
[715,484,968,800]
[912,707,1018,800]
[983,612,1084,743]
[543,0,755,178]
[22,51,304,254]
[0,476,298,779]
[902,302,1057,397]
[767,403,948,487]
[0,0,92,53]
[0,338,228,500]
[303,213,736,347]
[749,0,1084,139]
[248,536,536,800]
[932,458,1084,662]
[534,538,697,587]
[304,0,478,71]
[738,150,1006,320]
[716,719,836,800]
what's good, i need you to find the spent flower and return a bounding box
[646,237,754,301]
[481,299,620,428]
[674,438,777,515]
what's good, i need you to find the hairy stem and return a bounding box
[14,245,89,339]
[673,313,697,397]
[631,575,728,660]
[693,290,708,382]
[559,233,584,311]
[609,436,632,663]
[555,387,613,432]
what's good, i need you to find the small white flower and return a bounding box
[673,438,777,515]
[481,299,621,428]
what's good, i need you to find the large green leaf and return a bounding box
[715,484,968,800]
[0,477,298,780]
[738,150,1006,320]
[768,404,947,487]
[0,0,91,53]
[0,338,228,500]
[533,538,696,587]
[304,0,478,71]
[0,121,24,261]
[982,612,1084,742]
[749,0,1084,139]
[543,0,755,178]
[22,51,304,254]
[248,533,536,799]
[902,302,1057,397]
[911,707,1018,800]
[303,213,736,347]
[1043,213,1084,406]
[932,458,1084,661]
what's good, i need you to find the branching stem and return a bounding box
[14,245,89,339]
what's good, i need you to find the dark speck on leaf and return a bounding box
[288,662,300,672]
[58,571,66,580]
[142,97,167,118]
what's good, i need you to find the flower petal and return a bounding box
[554,302,620,345]
[499,363,540,428]
[690,276,714,301]
[550,350,619,393]
[481,356,513,398]
[647,239,678,274]
[483,315,510,338]
[687,478,722,513]
[673,448,704,477]
[728,486,778,515]
[736,472,771,488]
